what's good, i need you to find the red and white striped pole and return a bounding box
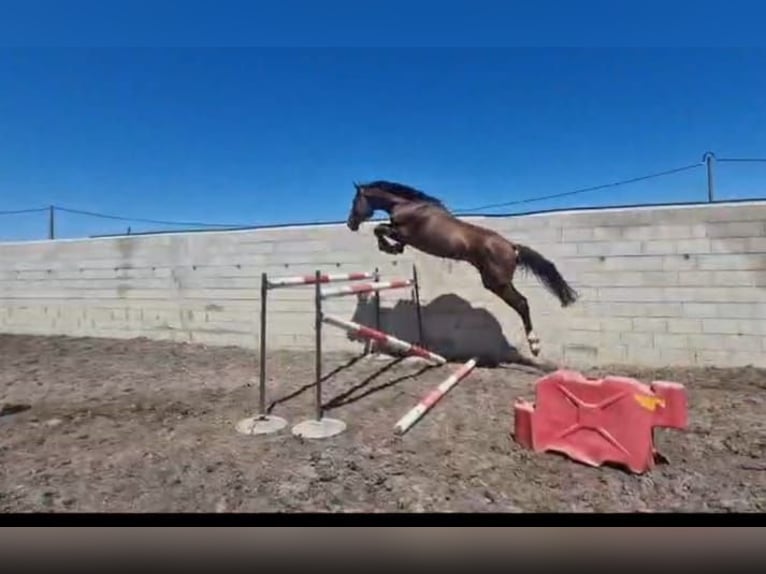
[267,271,374,288]
[394,357,478,435]
[322,314,447,365]
[320,278,413,299]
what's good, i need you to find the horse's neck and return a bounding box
[366,190,400,214]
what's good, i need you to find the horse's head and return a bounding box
[347,182,374,231]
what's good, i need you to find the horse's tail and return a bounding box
[515,243,578,307]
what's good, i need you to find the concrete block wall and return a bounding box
[1,200,764,368]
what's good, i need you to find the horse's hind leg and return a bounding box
[481,269,539,356]
[500,283,539,356]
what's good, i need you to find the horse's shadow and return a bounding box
[348,292,539,369]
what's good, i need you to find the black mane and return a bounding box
[361,180,446,208]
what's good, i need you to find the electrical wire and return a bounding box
[454,161,704,214]
[0,207,50,216]
[52,205,250,229]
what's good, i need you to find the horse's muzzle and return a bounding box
[347,219,360,231]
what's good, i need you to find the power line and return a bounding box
[454,161,704,214]
[52,205,251,229]
[717,157,766,163]
[0,207,49,216]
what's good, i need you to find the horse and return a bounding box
[345,180,578,357]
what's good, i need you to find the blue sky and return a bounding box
[1,4,765,240]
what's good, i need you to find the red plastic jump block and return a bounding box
[513,370,688,474]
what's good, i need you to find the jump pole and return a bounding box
[323,314,446,365]
[319,278,414,299]
[393,357,478,435]
[290,270,349,439]
[237,269,374,437]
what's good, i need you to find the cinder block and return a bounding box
[603,256,664,271]
[561,228,594,241]
[712,270,762,286]
[272,240,330,254]
[619,332,654,348]
[665,286,760,304]
[678,271,713,285]
[638,271,680,287]
[710,238,748,254]
[665,318,703,334]
[746,237,766,252]
[674,238,712,254]
[702,318,766,336]
[706,221,764,238]
[662,254,699,272]
[622,346,662,366]
[652,225,703,240]
[577,241,643,257]
[597,287,666,302]
[591,227,625,241]
[528,243,578,257]
[565,329,614,347]
[681,302,719,318]
[590,301,683,318]
[598,317,633,332]
[698,204,766,223]
[653,333,690,349]
[696,301,766,319]
[632,317,668,332]
[496,225,562,243]
[620,226,654,241]
[582,270,677,288]
[642,240,677,255]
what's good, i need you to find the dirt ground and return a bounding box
[1,333,764,513]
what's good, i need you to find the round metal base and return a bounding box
[291,417,347,439]
[235,414,288,436]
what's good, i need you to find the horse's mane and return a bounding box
[361,180,447,208]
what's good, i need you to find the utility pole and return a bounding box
[48,205,55,240]
[703,151,716,203]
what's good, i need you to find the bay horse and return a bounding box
[345,180,578,357]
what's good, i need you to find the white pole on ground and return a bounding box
[393,358,478,435]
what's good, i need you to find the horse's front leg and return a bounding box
[374,223,405,254]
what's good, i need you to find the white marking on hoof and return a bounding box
[527,331,541,356]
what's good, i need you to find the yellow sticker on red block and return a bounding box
[634,394,666,411]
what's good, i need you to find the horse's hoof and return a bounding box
[527,332,541,356]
